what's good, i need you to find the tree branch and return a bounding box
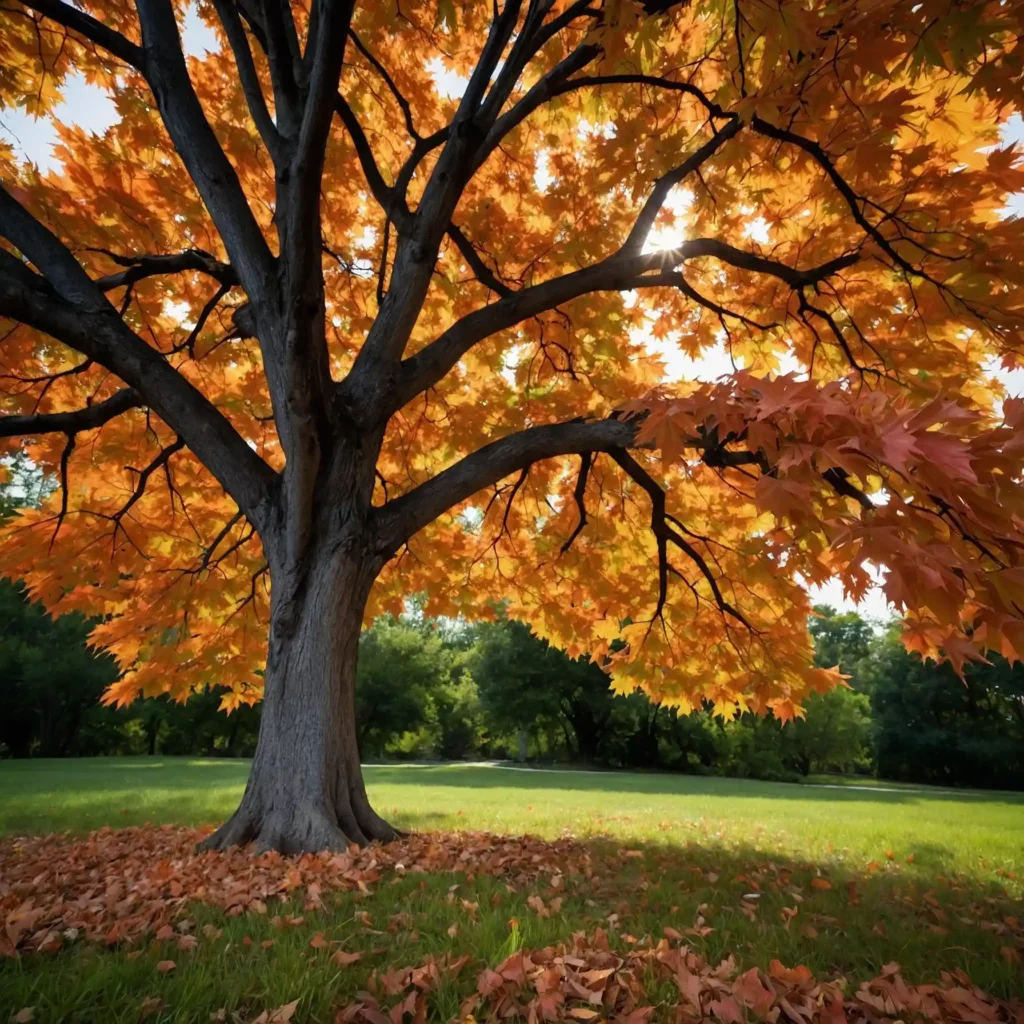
[210,0,286,161]
[248,0,302,134]
[0,387,142,438]
[348,29,419,140]
[393,240,859,415]
[16,0,144,69]
[91,249,237,292]
[373,416,638,556]
[332,93,410,226]
[290,0,356,273]
[622,119,744,254]
[134,0,275,296]
[446,223,516,298]
[0,247,278,527]
[608,448,753,630]
[560,450,593,553]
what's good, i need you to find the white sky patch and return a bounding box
[743,215,771,245]
[534,149,553,192]
[643,187,693,254]
[576,119,616,141]
[984,354,1024,401]
[426,58,469,101]
[807,565,893,623]
[182,2,220,56]
[501,342,527,386]
[163,299,193,325]
[0,73,118,173]
[645,333,738,382]
[354,224,378,249]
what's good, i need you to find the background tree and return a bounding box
[473,616,615,763]
[865,629,1024,789]
[354,615,442,758]
[0,578,119,757]
[789,607,874,775]
[4,1,1024,850]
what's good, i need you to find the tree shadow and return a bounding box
[367,818,1024,996]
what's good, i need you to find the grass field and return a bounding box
[1,758,1022,1021]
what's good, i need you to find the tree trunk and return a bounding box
[517,727,529,762]
[199,546,397,853]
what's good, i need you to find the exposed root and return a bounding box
[196,793,401,854]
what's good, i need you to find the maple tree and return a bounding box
[4,0,1024,851]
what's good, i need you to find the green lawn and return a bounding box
[1,758,1022,1021]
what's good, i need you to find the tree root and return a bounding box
[197,794,402,854]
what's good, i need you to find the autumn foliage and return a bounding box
[3,0,1024,752]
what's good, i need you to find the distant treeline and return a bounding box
[2,577,1024,790]
[2,575,1023,790]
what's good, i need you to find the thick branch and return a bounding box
[135,0,275,296]
[0,250,278,526]
[290,0,356,273]
[16,0,144,69]
[0,388,142,438]
[248,0,302,133]
[373,416,638,555]
[210,0,285,160]
[0,183,106,309]
[393,241,859,414]
[92,249,237,292]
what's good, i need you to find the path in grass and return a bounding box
[1,758,1022,1021]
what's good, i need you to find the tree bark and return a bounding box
[199,543,397,853]
[517,727,529,762]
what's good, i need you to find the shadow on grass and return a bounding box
[1,825,1022,1024]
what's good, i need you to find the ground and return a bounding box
[0,759,1022,1023]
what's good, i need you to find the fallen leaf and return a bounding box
[332,949,362,966]
[249,999,299,1024]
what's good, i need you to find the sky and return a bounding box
[4,12,1024,625]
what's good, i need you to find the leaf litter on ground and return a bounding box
[2,825,1022,1023]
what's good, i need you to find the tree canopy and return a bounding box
[3,0,1024,838]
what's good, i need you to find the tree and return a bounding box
[865,628,1024,789]
[354,614,449,757]
[3,1,1024,851]
[808,608,875,680]
[791,606,874,774]
[473,616,615,762]
[0,578,120,757]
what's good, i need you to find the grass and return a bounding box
[1,758,1022,1022]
